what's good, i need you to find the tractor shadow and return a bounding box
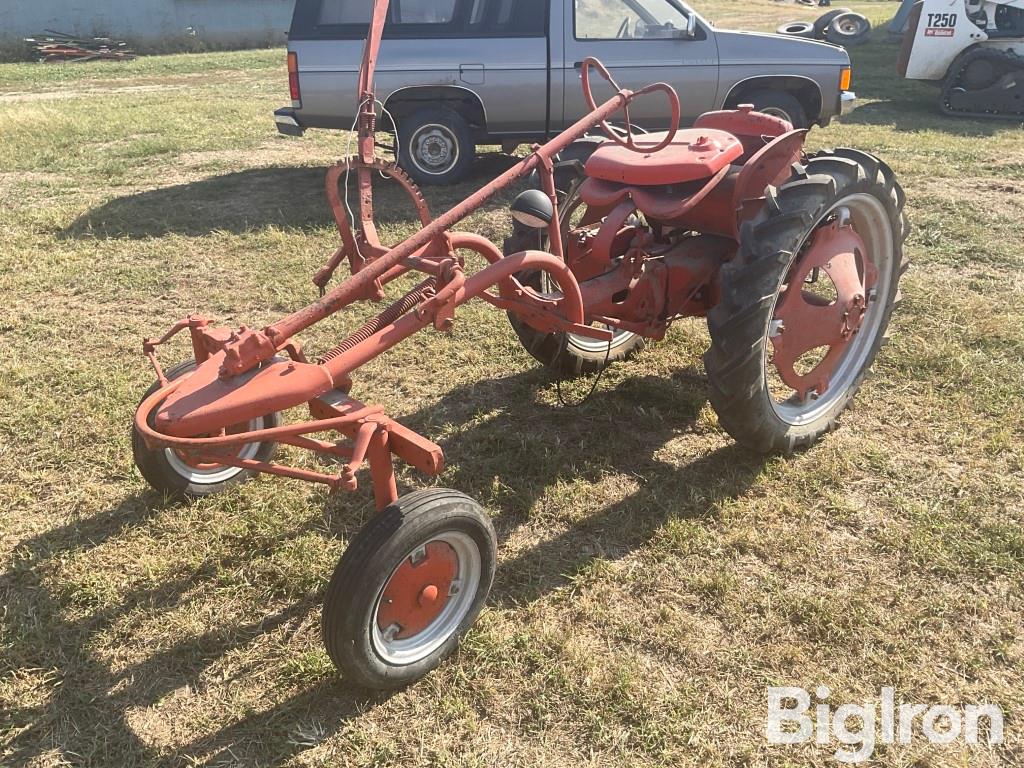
[58,152,526,241]
[386,364,767,607]
[2,362,763,766]
[0,492,385,767]
[842,98,1016,136]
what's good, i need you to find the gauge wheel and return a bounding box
[704,148,909,454]
[322,488,496,689]
[505,154,646,377]
[398,106,475,186]
[131,359,280,499]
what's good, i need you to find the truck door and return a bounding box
[559,0,719,129]
[457,0,551,135]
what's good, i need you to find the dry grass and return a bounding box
[2,2,1023,766]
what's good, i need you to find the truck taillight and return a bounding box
[840,67,852,91]
[288,51,301,106]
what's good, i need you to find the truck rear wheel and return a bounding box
[398,106,475,186]
[704,149,908,454]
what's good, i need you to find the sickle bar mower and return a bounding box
[132,0,908,689]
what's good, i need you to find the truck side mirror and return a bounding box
[684,13,697,39]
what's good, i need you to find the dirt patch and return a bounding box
[0,83,188,104]
[0,70,266,103]
[914,175,1024,212]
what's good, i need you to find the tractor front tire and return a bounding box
[508,272,647,377]
[703,149,909,454]
[505,152,646,377]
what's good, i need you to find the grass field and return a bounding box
[2,1,1023,765]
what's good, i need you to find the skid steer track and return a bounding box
[941,48,1024,119]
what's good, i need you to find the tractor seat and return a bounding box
[584,128,744,187]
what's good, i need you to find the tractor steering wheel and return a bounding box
[580,57,680,154]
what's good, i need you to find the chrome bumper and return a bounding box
[840,91,857,115]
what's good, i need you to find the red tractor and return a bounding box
[132,1,908,689]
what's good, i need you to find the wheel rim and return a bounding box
[409,124,459,176]
[834,17,867,36]
[163,416,266,485]
[540,176,636,353]
[758,106,794,124]
[371,531,481,666]
[765,193,894,426]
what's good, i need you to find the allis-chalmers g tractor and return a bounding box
[132,0,908,688]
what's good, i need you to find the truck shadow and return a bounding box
[58,153,525,241]
[3,359,766,765]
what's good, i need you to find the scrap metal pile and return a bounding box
[24,30,136,62]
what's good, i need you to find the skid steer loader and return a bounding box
[898,0,1024,118]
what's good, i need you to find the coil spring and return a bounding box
[318,278,436,365]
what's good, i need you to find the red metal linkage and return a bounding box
[135,0,808,511]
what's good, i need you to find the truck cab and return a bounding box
[277,0,854,184]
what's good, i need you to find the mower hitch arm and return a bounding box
[217,85,639,379]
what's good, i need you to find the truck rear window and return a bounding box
[292,0,546,38]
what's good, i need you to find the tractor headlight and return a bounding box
[510,189,553,229]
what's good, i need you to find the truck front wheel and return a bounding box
[744,89,809,129]
[398,106,475,186]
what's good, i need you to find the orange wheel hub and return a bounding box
[770,218,877,400]
[172,421,251,469]
[377,540,458,639]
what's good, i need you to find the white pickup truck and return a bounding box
[275,0,856,184]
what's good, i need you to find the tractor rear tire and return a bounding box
[703,149,909,454]
[322,489,496,689]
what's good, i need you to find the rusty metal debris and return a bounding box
[24,30,136,63]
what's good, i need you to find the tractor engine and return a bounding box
[559,212,733,333]
[504,105,802,339]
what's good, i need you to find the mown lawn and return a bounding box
[1,1,1022,766]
